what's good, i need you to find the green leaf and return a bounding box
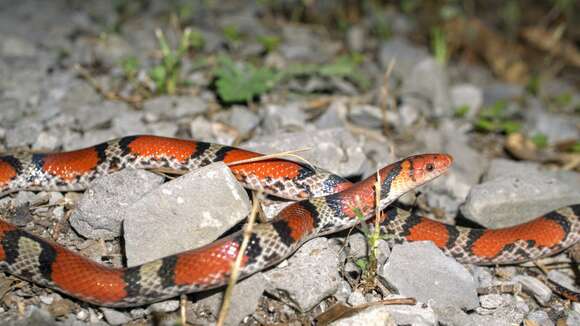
[215,56,281,103]
[531,133,549,148]
[453,105,470,118]
[120,56,140,79]
[149,65,167,91]
[500,120,521,134]
[257,35,281,53]
[355,258,368,271]
[474,118,496,132]
[431,27,448,65]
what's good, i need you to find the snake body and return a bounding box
[0,135,578,306]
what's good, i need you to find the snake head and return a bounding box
[378,153,453,209]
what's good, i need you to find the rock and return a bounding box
[525,310,554,326]
[262,103,308,133]
[402,58,451,117]
[190,116,236,145]
[347,290,366,306]
[263,237,341,311]
[513,275,552,305]
[227,106,260,135]
[101,308,132,325]
[93,34,134,67]
[450,83,483,119]
[434,305,511,326]
[192,273,266,326]
[348,104,397,129]
[482,83,524,106]
[381,241,479,310]
[330,306,395,326]
[146,122,178,138]
[73,101,131,131]
[244,128,366,177]
[142,96,207,119]
[69,169,164,240]
[346,25,365,52]
[111,111,147,136]
[547,270,580,294]
[379,37,430,78]
[3,306,57,326]
[382,301,437,326]
[335,280,352,302]
[461,159,580,228]
[524,98,579,143]
[123,162,251,267]
[32,130,61,150]
[148,300,180,313]
[476,294,528,325]
[0,34,37,57]
[568,310,580,326]
[5,120,42,148]
[315,100,347,129]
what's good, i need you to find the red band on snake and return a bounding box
[0,135,578,306]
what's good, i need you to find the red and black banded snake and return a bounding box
[0,135,578,306]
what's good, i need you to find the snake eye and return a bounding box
[425,163,435,172]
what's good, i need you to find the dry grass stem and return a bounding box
[216,190,262,326]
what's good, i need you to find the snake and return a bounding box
[0,135,578,307]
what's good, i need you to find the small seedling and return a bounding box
[214,55,281,103]
[531,133,549,149]
[257,35,281,53]
[431,27,448,65]
[475,100,522,134]
[148,27,193,95]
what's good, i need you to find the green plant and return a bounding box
[257,35,281,53]
[120,56,140,80]
[285,54,370,89]
[214,56,281,103]
[453,105,470,118]
[148,27,193,95]
[531,133,549,149]
[223,25,242,45]
[474,100,522,134]
[431,27,448,65]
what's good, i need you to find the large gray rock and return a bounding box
[69,169,164,240]
[461,159,580,228]
[524,98,579,143]
[330,306,396,326]
[263,237,341,311]
[434,305,512,326]
[123,162,251,267]
[381,241,479,310]
[244,128,366,177]
[191,273,266,326]
[450,83,483,119]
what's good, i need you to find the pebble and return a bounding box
[263,237,342,311]
[330,306,395,326]
[101,308,132,325]
[147,300,180,313]
[192,273,266,326]
[381,241,479,310]
[262,103,308,133]
[513,275,552,305]
[379,37,430,78]
[402,58,451,117]
[347,290,366,306]
[525,310,554,326]
[450,83,483,119]
[382,301,437,326]
[69,169,164,240]
[5,120,42,148]
[123,162,251,267]
[142,96,207,119]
